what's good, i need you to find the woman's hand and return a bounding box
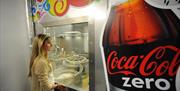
[52,83,58,89]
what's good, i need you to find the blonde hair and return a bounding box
[28,34,50,77]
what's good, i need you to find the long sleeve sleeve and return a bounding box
[34,59,54,90]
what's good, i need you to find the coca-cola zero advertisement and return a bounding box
[101,0,180,91]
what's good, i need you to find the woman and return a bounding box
[28,34,61,91]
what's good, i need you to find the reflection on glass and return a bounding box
[46,22,89,91]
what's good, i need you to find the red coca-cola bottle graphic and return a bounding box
[102,0,180,91]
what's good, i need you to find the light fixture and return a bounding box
[82,4,107,20]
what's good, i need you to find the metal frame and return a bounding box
[41,16,89,27]
[88,16,95,91]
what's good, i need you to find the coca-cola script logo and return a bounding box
[107,45,180,77]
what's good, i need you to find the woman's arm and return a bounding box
[35,59,57,90]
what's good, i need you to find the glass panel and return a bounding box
[45,22,89,91]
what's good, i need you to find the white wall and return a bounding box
[0,0,31,91]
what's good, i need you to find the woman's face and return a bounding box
[43,38,52,51]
